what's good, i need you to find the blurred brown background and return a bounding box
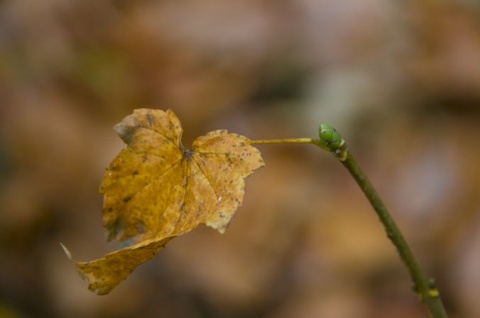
[1,0,480,317]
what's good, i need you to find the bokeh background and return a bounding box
[1,0,480,317]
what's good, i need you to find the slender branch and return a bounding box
[339,150,448,318]
[252,135,449,318]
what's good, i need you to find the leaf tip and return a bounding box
[60,242,73,261]
[113,121,134,144]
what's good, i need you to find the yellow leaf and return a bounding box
[64,109,264,295]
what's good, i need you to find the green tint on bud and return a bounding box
[319,123,343,151]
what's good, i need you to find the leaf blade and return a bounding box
[66,109,264,294]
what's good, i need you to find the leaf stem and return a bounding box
[250,138,331,151]
[250,138,314,145]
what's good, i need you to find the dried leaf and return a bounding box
[63,109,264,295]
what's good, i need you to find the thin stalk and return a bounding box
[250,138,314,145]
[252,136,449,318]
[250,138,330,151]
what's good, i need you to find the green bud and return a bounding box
[319,123,343,151]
